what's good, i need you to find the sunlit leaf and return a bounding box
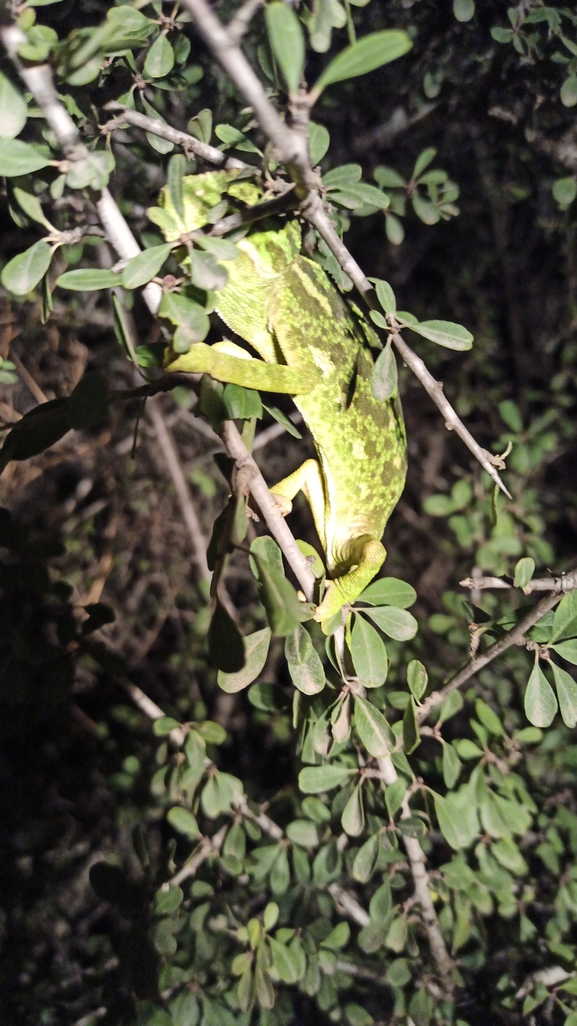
[266,2,305,95]
[524,660,557,727]
[312,30,412,96]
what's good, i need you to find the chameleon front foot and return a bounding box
[314,538,387,633]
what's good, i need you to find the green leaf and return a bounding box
[144,32,175,79]
[298,764,355,793]
[250,536,284,575]
[372,277,396,314]
[358,577,416,608]
[159,292,210,343]
[385,915,408,953]
[370,310,387,330]
[550,639,577,665]
[323,164,362,188]
[262,404,302,439]
[438,689,463,724]
[551,662,577,729]
[167,807,201,839]
[412,147,437,180]
[121,244,172,289]
[208,600,245,673]
[442,740,462,788]
[480,792,531,838]
[453,0,475,22]
[0,139,52,176]
[434,790,479,849]
[218,627,272,693]
[354,695,395,757]
[0,72,27,139]
[285,625,325,694]
[309,122,330,165]
[66,150,115,190]
[56,268,120,291]
[407,319,473,351]
[475,699,505,737]
[1,240,52,296]
[0,398,70,474]
[222,383,262,420]
[268,937,302,983]
[286,819,319,848]
[254,555,305,633]
[321,921,350,950]
[551,591,577,643]
[352,834,379,882]
[524,660,557,728]
[265,2,305,95]
[407,659,427,701]
[13,188,54,231]
[196,235,239,261]
[385,213,405,245]
[371,344,398,402]
[453,738,480,763]
[384,778,407,819]
[189,250,228,291]
[561,76,577,107]
[360,606,418,641]
[412,194,440,225]
[341,783,365,836]
[343,182,390,208]
[350,614,388,688]
[246,681,285,714]
[153,716,181,736]
[68,371,109,430]
[313,30,412,95]
[375,165,405,189]
[552,177,577,207]
[514,557,535,589]
[154,884,183,915]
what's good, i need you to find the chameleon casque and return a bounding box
[148,172,407,629]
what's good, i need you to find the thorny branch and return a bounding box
[460,570,577,594]
[416,579,576,723]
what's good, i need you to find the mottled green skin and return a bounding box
[149,173,407,625]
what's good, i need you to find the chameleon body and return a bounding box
[148,173,407,628]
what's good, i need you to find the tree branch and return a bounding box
[220,420,316,601]
[378,755,453,982]
[147,398,212,586]
[460,570,577,594]
[416,580,574,723]
[103,102,240,168]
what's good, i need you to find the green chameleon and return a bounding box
[148,172,407,629]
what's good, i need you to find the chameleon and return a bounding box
[148,172,407,630]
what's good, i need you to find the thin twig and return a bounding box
[328,883,370,927]
[147,398,212,585]
[103,103,239,168]
[417,579,575,723]
[228,0,264,42]
[378,755,453,981]
[221,420,316,601]
[178,0,311,190]
[460,570,577,594]
[235,796,283,840]
[10,350,48,404]
[391,332,512,499]
[170,825,227,887]
[118,677,186,745]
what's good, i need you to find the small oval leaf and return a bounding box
[407,319,473,351]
